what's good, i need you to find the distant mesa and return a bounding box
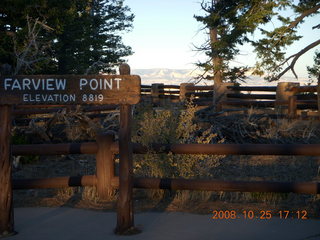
[131,68,309,86]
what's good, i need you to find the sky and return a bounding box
[122,0,320,79]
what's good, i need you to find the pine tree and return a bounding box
[194,0,278,84]
[0,0,134,74]
[195,0,320,83]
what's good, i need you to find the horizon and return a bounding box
[129,68,312,86]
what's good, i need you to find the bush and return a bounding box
[132,100,224,200]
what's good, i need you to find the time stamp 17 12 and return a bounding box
[211,210,309,220]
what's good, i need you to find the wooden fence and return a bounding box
[2,78,320,237]
[10,139,320,235]
[140,82,318,118]
[11,82,319,120]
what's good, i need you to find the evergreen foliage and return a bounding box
[195,0,320,83]
[307,51,320,80]
[252,0,320,81]
[194,0,280,83]
[0,0,134,74]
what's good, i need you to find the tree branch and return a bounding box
[288,3,320,29]
[13,15,53,75]
[313,23,320,29]
[275,38,320,80]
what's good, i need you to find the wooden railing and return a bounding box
[12,134,114,194]
[3,80,319,236]
[11,139,320,234]
[139,83,318,118]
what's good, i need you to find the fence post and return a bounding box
[96,133,115,200]
[288,96,297,119]
[119,63,131,75]
[214,82,234,110]
[115,104,137,234]
[115,63,138,234]
[0,105,16,237]
[179,83,194,101]
[151,83,164,104]
[275,82,299,115]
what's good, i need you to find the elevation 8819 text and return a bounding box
[82,94,104,102]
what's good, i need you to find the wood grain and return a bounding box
[115,104,134,234]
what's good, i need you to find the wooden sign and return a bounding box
[0,75,141,105]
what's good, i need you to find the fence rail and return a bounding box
[13,176,320,195]
[11,141,320,207]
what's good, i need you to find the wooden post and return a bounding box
[119,63,131,75]
[288,96,297,119]
[179,83,194,101]
[214,82,234,110]
[115,104,136,234]
[0,105,16,237]
[115,63,138,234]
[275,82,299,115]
[151,83,164,104]
[96,133,115,200]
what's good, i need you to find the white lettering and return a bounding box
[22,78,31,90]
[79,78,88,90]
[56,79,66,90]
[46,79,54,90]
[104,79,112,89]
[89,79,98,90]
[4,78,12,90]
[63,94,69,102]
[47,95,54,101]
[21,93,76,103]
[114,78,121,89]
[31,78,41,90]
[41,79,45,90]
[53,94,59,101]
[12,79,21,90]
[69,94,76,102]
[42,94,48,101]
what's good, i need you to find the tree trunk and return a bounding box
[210,28,223,107]
[209,28,223,86]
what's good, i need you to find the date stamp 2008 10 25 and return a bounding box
[211,210,308,220]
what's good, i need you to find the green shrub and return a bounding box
[132,99,224,200]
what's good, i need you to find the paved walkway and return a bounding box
[8,207,320,240]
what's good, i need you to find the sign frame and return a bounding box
[0,75,141,105]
